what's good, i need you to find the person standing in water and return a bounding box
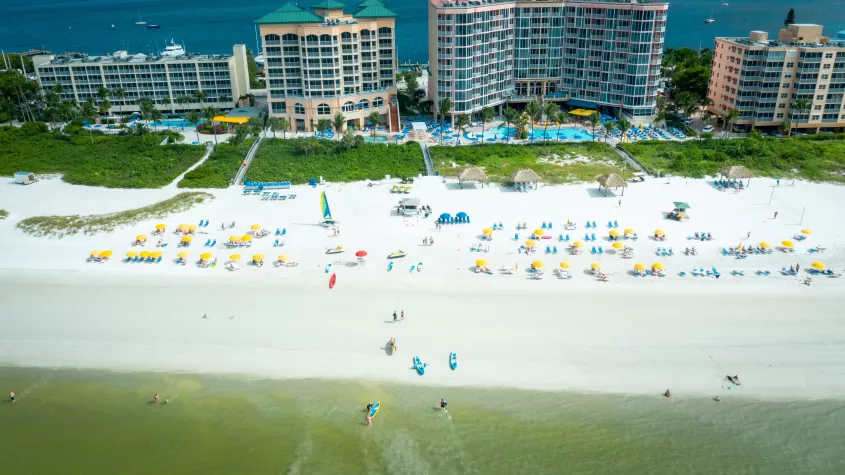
[154,393,161,404]
[440,399,447,410]
[9,391,15,403]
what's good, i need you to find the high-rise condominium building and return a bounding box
[32,44,249,114]
[707,24,845,132]
[428,0,667,121]
[256,0,400,132]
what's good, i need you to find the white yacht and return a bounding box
[705,18,715,24]
[135,9,146,25]
[161,40,186,57]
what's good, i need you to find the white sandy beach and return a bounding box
[1,173,844,399]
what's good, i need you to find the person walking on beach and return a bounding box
[366,414,372,426]
[618,199,622,207]
[401,311,405,321]
[747,231,751,240]
[202,314,208,320]
[393,311,397,322]
[773,211,778,219]
[796,264,800,273]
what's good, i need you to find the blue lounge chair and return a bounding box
[553,246,558,254]
[275,228,281,236]
[204,239,211,246]
[563,234,568,241]
[598,247,604,255]
[613,220,618,228]
[591,233,596,241]
[548,222,552,229]
[607,221,613,228]
[466,216,470,223]
[591,246,597,254]
[282,228,287,235]
[515,233,519,240]
[592,221,597,228]
[156,257,162,263]
[545,246,551,254]
[558,234,564,241]
[274,239,279,247]
[586,221,592,228]
[679,271,686,277]
[585,233,590,241]
[210,240,216,247]
[542,222,547,229]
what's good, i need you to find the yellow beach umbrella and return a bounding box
[187,224,198,231]
[242,235,253,242]
[177,224,189,230]
[125,251,138,258]
[801,229,813,235]
[100,250,113,258]
[811,261,825,270]
[612,242,624,249]
[136,234,147,241]
[200,252,212,260]
[591,263,602,270]
[531,260,544,269]
[634,263,646,271]
[559,261,571,269]
[525,239,536,247]
[654,229,665,237]
[177,251,189,259]
[533,229,545,236]
[90,250,102,256]
[609,230,620,237]
[782,240,794,248]
[230,254,241,261]
[181,235,193,243]
[229,235,240,242]
[572,241,583,248]
[476,259,488,267]
[652,262,664,270]
[155,223,166,230]
[140,251,152,258]
[759,241,771,249]
[482,228,493,235]
[624,228,635,235]
[252,254,264,262]
[278,254,289,262]
[151,250,162,258]
[250,224,262,231]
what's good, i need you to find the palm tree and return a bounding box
[161,97,172,114]
[332,112,346,139]
[779,120,791,137]
[148,108,163,132]
[479,106,495,144]
[556,111,570,140]
[789,98,810,136]
[80,99,96,119]
[232,125,249,145]
[112,88,126,116]
[437,98,453,145]
[617,118,631,144]
[603,122,614,143]
[724,108,740,138]
[502,107,517,143]
[542,103,559,142]
[185,111,202,143]
[98,99,111,117]
[97,86,109,103]
[589,112,601,136]
[524,101,541,142]
[248,117,264,138]
[202,106,220,144]
[278,118,290,139]
[455,114,471,142]
[367,111,381,138]
[317,118,332,135]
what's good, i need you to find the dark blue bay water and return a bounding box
[1,0,844,63]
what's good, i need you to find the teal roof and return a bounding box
[353,4,397,18]
[256,3,323,24]
[357,0,384,6]
[311,0,346,9]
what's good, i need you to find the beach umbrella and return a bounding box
[90,250,102,257]
[811,261,825,270]
[242,235,253,242]
[781,240,794,248]
[439,213,451,220]
[759,242,771,249]
[177,251,189,258]
[229,235,240,242]
[456,212,468,218]
[801,229,812,235]
[355,250,367,257]
[654,230,665,237]
[591,263,602,270]
[252,254,264,262]
[572,241,583,248]
[476,259,488,267]
[611,242,624,249]
[609,230,620,237]
[533,229,545,237]
[181,235,193,243]
[230,254,241,260]
[151,251,162,258]
[531,260,544,269]
[126,251,138,258]
[100,250,113,258]
[177,224,189,230]
[634,263,646,271]
[652,262,664,270]
[140,251,152,258]
[250,224,262,231]
[136,234,147,241]
[624,228,635,235]
[200,252,212,260]
[483,228,494,235]
[559,261,571,269]
[155,224,166,230]
[278,254,289,262]
[187,224,199,231]
[525,239,536,247]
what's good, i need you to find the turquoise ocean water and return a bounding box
[2,367,843,473]
[1,0,844,63]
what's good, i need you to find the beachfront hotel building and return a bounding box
[707,24,845,132]
[256,0,400,132]
[428,0,668,122]
[31,45,250,114]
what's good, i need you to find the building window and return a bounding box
[825,53,833,59]
[294,103,305,114]
[823,64,831,69]
[818,85,826,90]
[271,102,287,113]
[778,103,786,109]
[822,74,829,79]
[814,105,822,110]
[373,97,384,108]
[786,62,794,67]
[357,99,370,109]
[341,101,354,112]
[776,113,784,118]
[784,73,792,78]
[317,103,330,115]
[780,93,788,98]
[783,83,790,88]
[816,95,824,100]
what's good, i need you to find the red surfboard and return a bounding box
[329,273,337,289]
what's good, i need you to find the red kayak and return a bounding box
[329,273,337,289]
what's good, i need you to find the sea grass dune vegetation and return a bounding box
[0,123,204,188]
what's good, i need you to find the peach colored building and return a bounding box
[707,24,845,132]
[256,0,400,132]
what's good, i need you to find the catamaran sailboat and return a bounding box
[135,9,146,25]
[705,9,715,23]
[320,191,337,226]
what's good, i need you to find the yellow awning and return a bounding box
[278,254,289,261]
[609,230,620,237]
[229,235,240,242]
[572,241,583,248]
[100,250,113,257]
[533,229,545,236]
[177,224,190,230]
[187,224,198,231]
[125,251,138,257]
[253,254,264,261]
[136,234,147,240]
[782,240,794,248]
[140,251,152,258]
[525,240,536,247]
[482,228,493,235]
[801,229,813,235]
[155,223,166,230]
[90,250,102,256]
[624,228,635,235]
[250,224,261,230]
[759,241,771,249]
[569,108,595,117]
[213,115,249,124]
[181,235,193,242]
[151,250,162,258]
[242,235,253,242]
[654,230,665,237]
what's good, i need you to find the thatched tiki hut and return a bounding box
[510,168,541,189]
[719,165,753,186]
[596,172,627,196]
[457,166,488,188]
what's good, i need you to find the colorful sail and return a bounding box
[320,191,332,221]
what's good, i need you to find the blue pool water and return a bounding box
[485,126,594,142]
[150,119,196,128]
[363,135,388,143]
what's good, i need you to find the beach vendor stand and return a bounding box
[667,201,690,221]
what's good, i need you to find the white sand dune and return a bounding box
[1,174,843,399]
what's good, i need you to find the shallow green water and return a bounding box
[1,367,842,474]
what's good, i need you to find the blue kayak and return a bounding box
[369,401,380,418]
[413,355,425,375]
[387,261,394,272]
[450,352,458,370]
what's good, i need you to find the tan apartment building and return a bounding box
[256,0,400,132]
[707,24,845,133]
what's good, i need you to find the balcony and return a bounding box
[507,94,538,102]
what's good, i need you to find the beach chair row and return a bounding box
[656,247,674,257]
[685,267,721,277]
[125,256,163,263]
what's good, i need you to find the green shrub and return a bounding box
[430,142,622,184]
[179,139,254,188]
[621,137,845,182]
[0,124,204,188]
[0,209,8,220]
[20,121,49,135]
[247,139,425,183]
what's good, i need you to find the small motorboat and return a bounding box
[369,401,380,418]
[450,352,458,370]
[147,24,160,29]
[388,250,407,259]
[413,356,425,375]
[326,246,344,254]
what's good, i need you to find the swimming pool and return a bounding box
[492,126,594,142]
[150,119,197,128]
[363,135,388,143]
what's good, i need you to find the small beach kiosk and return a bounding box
[457,167,488,189]
[595,172,627,197]
[14,172,36,185]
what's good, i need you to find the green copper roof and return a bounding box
[311,0,346,9]
[357,0,384,6]
[256,3,323,24]
[353,4,397,18]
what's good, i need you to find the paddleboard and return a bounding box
[325,263,333,273]
[369,401,380,418]
[387,261,394,272]
[410,265,415,272]
[329,273,336,289]
[450,352,458,370]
